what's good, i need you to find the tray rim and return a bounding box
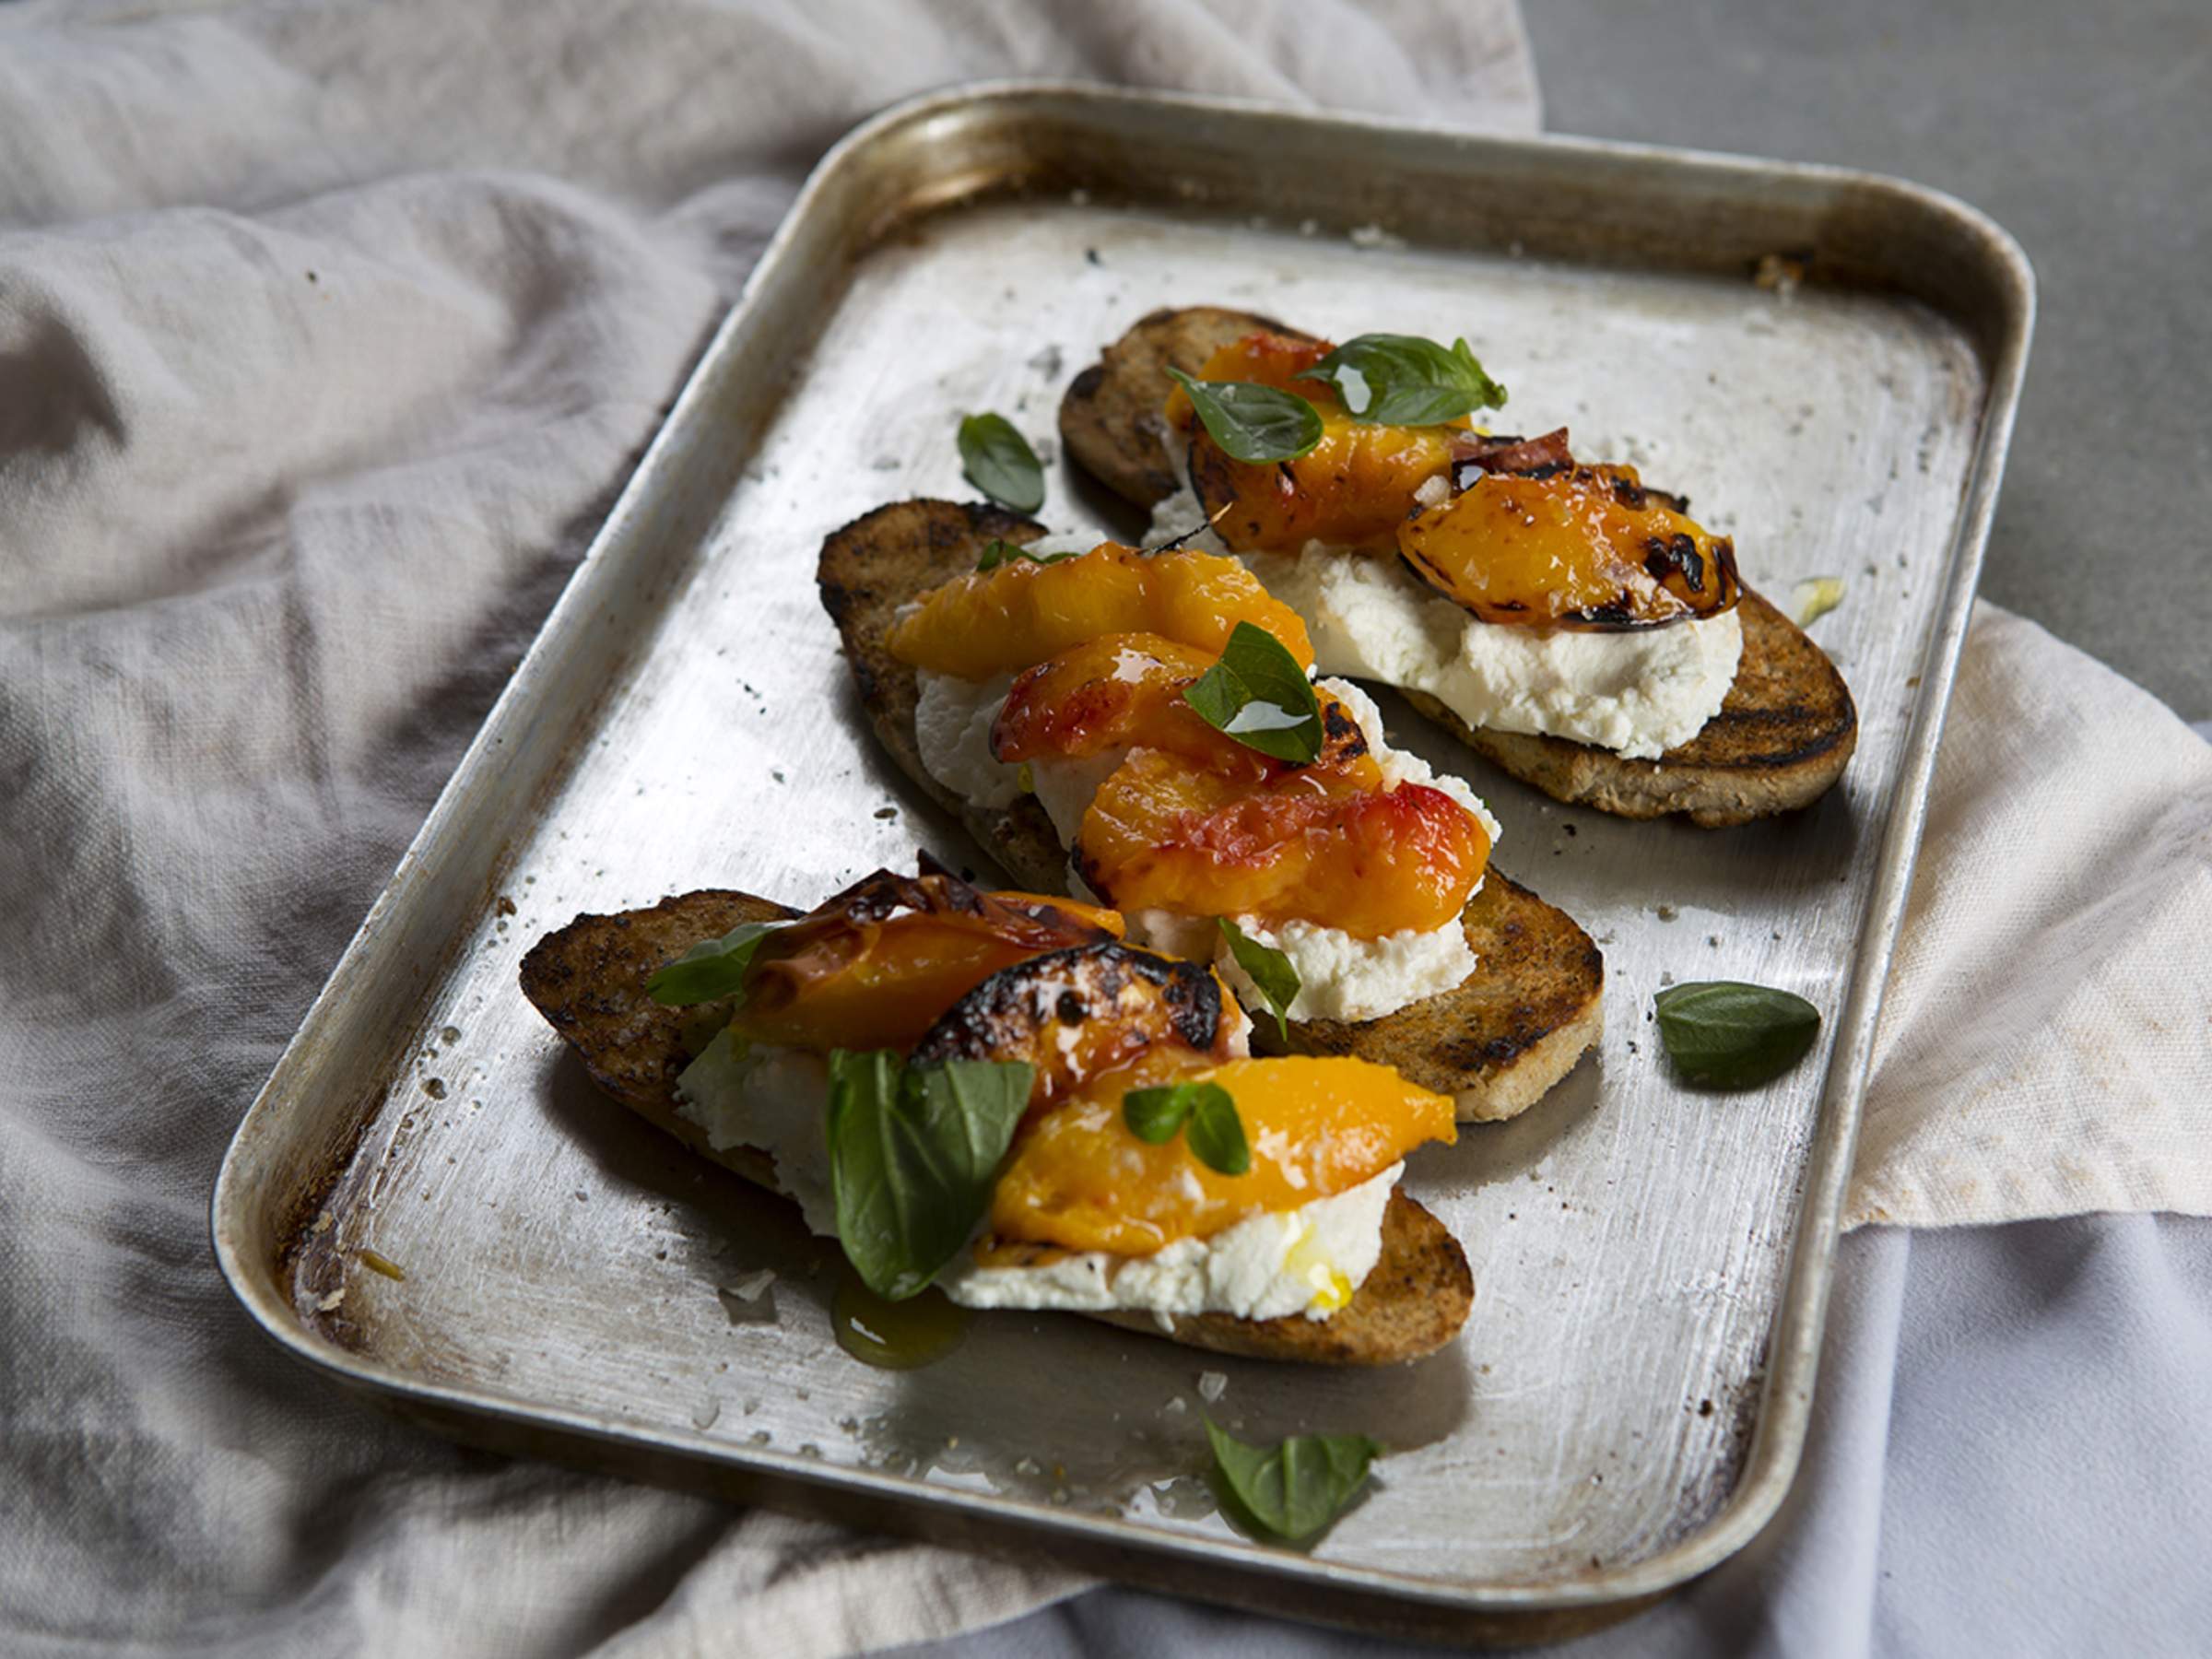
[211,78,2036,1626]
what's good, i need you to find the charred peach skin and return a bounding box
[909,942,1239,1112]
[735,870,1123,1053]
[1077,748,1488,939]
[991,631,1374,780]
[985,1055,1455,1256]
[886,541,1313,681]
[1169,333,1464,555]
[1399,463,1741,629]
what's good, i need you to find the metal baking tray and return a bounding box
[214,83,2031,1641]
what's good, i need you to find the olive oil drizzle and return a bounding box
[831,1272,970,1371]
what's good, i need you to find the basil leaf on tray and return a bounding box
[646,920,785,1007]
[826,1049,1036,1300]
[958,413,1045,513]
[1122,1078,1251,1176]
[1653,981,1821,1088]
[1217,917,1300,1043]
[1166,366,1324,464]
[1182,621,1322,764]
[1296,333,1508,427]
[974,536,1079,572]
[1206,1420,1382,1543]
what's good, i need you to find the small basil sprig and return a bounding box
[647,920,785,1006]
[1295,333,1508,427]
[976,537,1080,572]
[826,1049,1036,1300]
[958,413,1045,513]
[1166,366,1323,464]
[1654,981,1821,1088]
[1218,918,1300,1042]
[1122,1078,1251,1176]
[1182,621,1322,764]
[1206,1420,1382,1544]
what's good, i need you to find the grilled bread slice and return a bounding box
[1059,306,1857,828]
[817,499,1604,1123]
[519,889,1473,1365]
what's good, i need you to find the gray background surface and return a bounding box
[1525,0,2212,720]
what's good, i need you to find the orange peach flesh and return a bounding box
[1169,334,1463,555]
[736,890,1122,1054]
[886,541,1313,681]
[1077,748,1488,939]
[1398,465,1739,628]
[990,630,1373,780]
[993,632,1487,937]
[985,1055,1455,1256]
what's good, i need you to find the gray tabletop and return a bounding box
[1526,0,2212,722]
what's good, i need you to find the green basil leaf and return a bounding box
[1654,981,1822,1088]
[826,1050,1036,1300]
[958,413,1045,513]
[1166,366,1324,464]
[647,920,785,1006]
[1184,1088,1251,1177]
[1182,621,1322,764]
[1122,1079,1248,1175]
[1206,1420,1382,1543]
[1218,917,1301,1043]
[975,536,1080,572]
[1122,1081,1195,1144]
[1295,333,1508,427]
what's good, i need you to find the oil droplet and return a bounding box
[832,1273,969,1371]
[440,1025,462,1044]
[1149,1473,1221,1521]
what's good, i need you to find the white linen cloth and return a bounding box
[1,1,2206,1653]
[1853,606,2212,1227]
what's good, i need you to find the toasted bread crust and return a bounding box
[817,499,1604,1122]
[1407,592,1858,828]
[1277,874,1608,1124]
[1057,307,1856,825]
[518,887,799,1141]
[519,892,1469,1364]
[1058,304,1297,509]
[817,499,1070,885]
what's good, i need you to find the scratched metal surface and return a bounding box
[213,86,2031,1630]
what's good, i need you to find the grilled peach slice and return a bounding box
[908,940,1236,1111]
[1399,459,1741,629]
[1169,332,1465,554]
[886,540,1313,681]
[735,866,1120,1053]
[1076,749,1489,940]
[986,1055,1456,1257]
[991,630,1373,781]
